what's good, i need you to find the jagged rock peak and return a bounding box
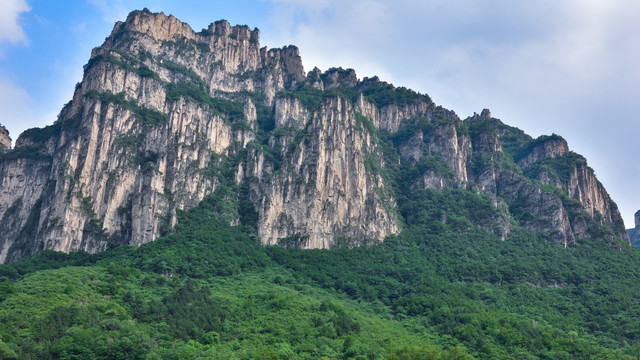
[108,9,260,45]
[91,8,304,85]
[0,124,10,151]
[323,67,358,89]
[468,108,492,120]
[517,134,569,169]
[635,210,640,228]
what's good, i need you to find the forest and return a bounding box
[1,179,640,359]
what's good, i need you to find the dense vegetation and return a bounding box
[1,43,637,359]
[2,178,640,359]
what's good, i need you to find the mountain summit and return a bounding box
[0,9,628,263]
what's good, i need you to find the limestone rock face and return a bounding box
[0,10,306,262]
[511,134,628,244]
[472,126,628,245]
[251,96,400,248]
[567,162,618,226]
[0,125,10,151]
[0,9,630,262]
[517,135,569,169]
[275,97,310,129]
[0,158,51,262]
[355,94,433,133]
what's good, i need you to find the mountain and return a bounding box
[0,9,628,264]
[2,9,640,359]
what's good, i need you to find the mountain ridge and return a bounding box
[0,9,628,263]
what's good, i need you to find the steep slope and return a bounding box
[0,9,629,263]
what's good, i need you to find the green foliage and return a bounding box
[523,152,587,185]
[354,111,377,134]
[17,122,62,144]
[465,117,532,157]
[514,134,565,163]
[83,50,160,82]
[165,82,244,122]
[0,146,52,162]
[390,117,434,146]
[278,85,325,111]
[136,280,225,340]
[278,233,310,248]
[61,106,84,132]
[3,192,640,359]
[161,61,205,86]
[85,90,167,126]
[244,91,276,135]
[1,40,639,360]
[359,77,432,107]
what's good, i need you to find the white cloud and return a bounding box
[0,0,31,44]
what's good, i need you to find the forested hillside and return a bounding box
[1,187,640,359]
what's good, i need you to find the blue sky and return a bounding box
[1,0,638,228]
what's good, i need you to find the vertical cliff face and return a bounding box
[355,93,432,133]
[250,96,400,248]
[510,134,627,244]
[0,158,52,262]
[0,10,307,262]
[460,115,628,246]
[0,125,10,151]
[0,10,630,262]
[516,135,569,169]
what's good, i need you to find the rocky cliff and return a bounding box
[0,9,629,262]
[0,124,10,151]
[628,210,640,249]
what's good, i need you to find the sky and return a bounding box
[0,0,638,228]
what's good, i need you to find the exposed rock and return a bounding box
[323,68,358,89]
[398,132,424,163]
[0,158,52,263]
[427,122,471,183]
[307,67,324,90]
[0,125,10,151]
[252,96,400,248]
[514,135,628,243]
[517,135,569,169]
[275,97,311,129]
[355,94,433,132]
[468,108,492,120]
[0,10,307,262]
[567,163,617,226]
[0,9,630,262]
[472,131,502,154]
